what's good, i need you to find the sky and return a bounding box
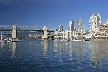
[0,0,108,30]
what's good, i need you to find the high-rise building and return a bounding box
[69,21,74,31]
[106,19,108,24]
[59,25,63,32]
[69,21,74,40]
[77,19,83,33]
[89,13,101,34]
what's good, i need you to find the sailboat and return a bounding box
[0,31,3,42]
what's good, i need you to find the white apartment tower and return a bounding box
[77,19,83,33]
[106,19,108,24]
[89,13,101,34]
[69,21,74,31]
[59,25,63,32]
[69,21,74,40]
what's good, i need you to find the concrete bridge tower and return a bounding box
[12,24,19,42]
[42,26,48,40]
[12,24,17,39]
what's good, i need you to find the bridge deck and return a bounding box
[0,25,54,32]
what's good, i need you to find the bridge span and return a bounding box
[0,25,54,32]
[0,24,54,41]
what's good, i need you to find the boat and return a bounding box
[72,39,84,41]
[60,39,68,41]
[60,40,64,41]
[4,38,11,43]
[84,39,90,41]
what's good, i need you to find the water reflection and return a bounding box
[42,40,48,58]
[54,41,59,52]
[0,42,4,57]
[69,41,73,60]
[54,41,69,55]
[90,41,101,68]
[11,42,17,59]
[76,41,83,61]
[1,40,108,71]
[59,41,64,56]
[0,42,5,50]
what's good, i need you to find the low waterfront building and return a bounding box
[54,30,70,40]
[54,28,78,41]
[54,29,90,41]
[95,24,108,39]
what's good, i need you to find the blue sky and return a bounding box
[0,0,108,30]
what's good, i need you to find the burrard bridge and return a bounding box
[0,25,54,41]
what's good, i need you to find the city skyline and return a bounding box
[0,0,108,30]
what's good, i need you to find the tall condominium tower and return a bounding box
[59,25,63,32]
[106,19,108,24]
[89,13,101,34]
[69,21,74,40]
[69,21,74,31]
[77,19,83,33]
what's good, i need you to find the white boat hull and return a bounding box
[72,39,84,41]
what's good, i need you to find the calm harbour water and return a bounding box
[0,40,108,72]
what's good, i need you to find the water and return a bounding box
[0,40,108,72]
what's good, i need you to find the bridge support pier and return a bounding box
[12,24,19,42]
[42,26,48,40]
